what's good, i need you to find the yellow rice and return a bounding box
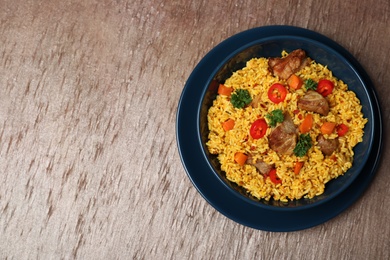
[206,52,367,202]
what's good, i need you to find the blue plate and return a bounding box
[176,26,383,231]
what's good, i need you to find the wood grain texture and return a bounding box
[0,0,389,259]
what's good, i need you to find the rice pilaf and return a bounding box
[206,51,367,202]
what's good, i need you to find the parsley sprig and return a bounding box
[230,89,252,109]
[304,79,318,91]
[266,109,284,127]
[293,134,312,157]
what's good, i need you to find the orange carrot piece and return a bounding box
[222,119,235,131]
[299,114,313,133]
[320,122,336,135]
[294,161,304,175]
[287,74,303,90]
[234,152,248,166]
[217,84,233,96]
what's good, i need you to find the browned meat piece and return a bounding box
[268,49,310,79]
[249,94,262,108]
[297,90,330,116]
[247,156,273,175]
[269,113,298,155]
[317,134,339,155]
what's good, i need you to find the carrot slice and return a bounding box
[287,74,303,90]
[294,162,304,175]
[320,122,336,135]
[217,84,233,96]
[299,114,313,133]
[222,119,235,131]
[234,152,248,166]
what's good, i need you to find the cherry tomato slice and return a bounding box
[317,79,334,97]
[250,119,268,139]
[269,168,282,184]
[337,123,349,137]
[268,83,287,104]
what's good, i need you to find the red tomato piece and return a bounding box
[337,123,349,136]
[250,119,268,139]
[317,79,334,97]
[269,169,282,184]
[267,83,288,104]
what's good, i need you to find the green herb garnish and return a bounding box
[266,109,284,127]
[304,79,318,91]
[230,89,252,109]
[293,134,312,157]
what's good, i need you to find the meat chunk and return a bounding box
[297,90,330,116]
[247,156,273,175]
[249,94,262,108]
[268,49,310,80]
[269,113,298,155]
[317,134,339,155]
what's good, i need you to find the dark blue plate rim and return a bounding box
[176,25,383,231]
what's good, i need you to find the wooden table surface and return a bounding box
[1,0,389,259]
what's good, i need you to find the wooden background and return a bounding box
[1,0,389,259]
